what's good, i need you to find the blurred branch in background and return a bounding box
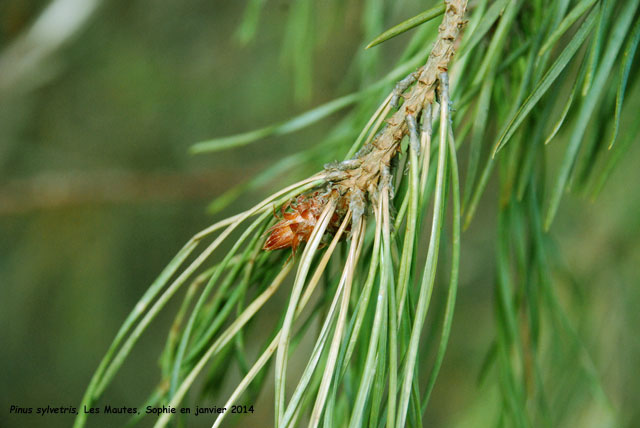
[0,0,101,93]
[0,169,243,214]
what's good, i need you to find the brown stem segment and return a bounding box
[328,0,468,202]
[265,1,468,252]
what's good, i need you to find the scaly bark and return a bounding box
[327,0,468,212]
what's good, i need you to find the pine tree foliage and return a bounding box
[75,1,640,427]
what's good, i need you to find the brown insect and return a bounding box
[263,191,347,254]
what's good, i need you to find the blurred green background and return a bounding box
[1,1,639,427]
